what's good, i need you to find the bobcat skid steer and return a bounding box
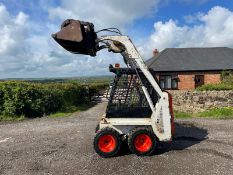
[52,19,175,158]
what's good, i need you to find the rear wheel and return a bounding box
[128,127,157,156]
[93,127,121,158]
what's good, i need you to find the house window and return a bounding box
[159,75,178,89]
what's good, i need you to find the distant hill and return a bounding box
[0,75,114,84]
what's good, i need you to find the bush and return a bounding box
[0,81,90,118]
[196,83,233,91]
[0,89,3,112]
[89,83,109,96]
[221,70,233,84]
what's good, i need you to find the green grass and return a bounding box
[174,111,193,119]
[48,112,73,118]
[0,103,96,121]
[48,103,96,118]
[174,107,233,119]
[197,107,233,119]
[0,115,25,122]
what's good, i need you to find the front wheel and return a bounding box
[128,127,157,156]
[93,127,122,158]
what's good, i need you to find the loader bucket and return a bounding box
[52,19,98,56]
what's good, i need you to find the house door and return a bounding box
[195,75,204,88]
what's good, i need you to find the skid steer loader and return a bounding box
[52,19,175,157]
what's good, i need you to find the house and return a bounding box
[146,47,233,90]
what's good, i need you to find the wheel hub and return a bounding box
[134,134,152,152]
[98,134,116,153]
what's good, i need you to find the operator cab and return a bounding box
[106,65,159,118]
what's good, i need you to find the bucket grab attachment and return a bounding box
[52,19,98,56]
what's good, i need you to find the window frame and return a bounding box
[159,74,178,90]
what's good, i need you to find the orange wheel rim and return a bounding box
[134,134,152,152]
[98,134,116,153]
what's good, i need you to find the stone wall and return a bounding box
[169,90,233,113]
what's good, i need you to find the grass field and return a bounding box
[1,75,114,85]
[175,107,233,119]
[0,115,25,122]
[1,76,232,121]
[48,103,96,118]
[2,106,233,122]
[0,103,97,122]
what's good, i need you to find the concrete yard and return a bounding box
[1,103,233,175]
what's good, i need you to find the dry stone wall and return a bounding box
[169,90,233,113]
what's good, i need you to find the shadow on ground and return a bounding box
[155,122,208,155]
[118,122,208,157]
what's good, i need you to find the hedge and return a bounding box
[0,81,91,118]
[196,83,233,91]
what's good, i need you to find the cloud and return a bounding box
[1,2,233,78]
[0,3,125,78]
[0,5,28,55]
[0,4,30,76]
[49,0,160,30]
[0,1,161,78]
[144,6,233,57]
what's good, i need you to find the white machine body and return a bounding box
[98,35,173,141]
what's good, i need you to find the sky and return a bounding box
[0,0,233,78]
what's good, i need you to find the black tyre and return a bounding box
[128,127,157,156]
[93,127,122,158]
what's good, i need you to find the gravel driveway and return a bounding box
[0,103,233,175]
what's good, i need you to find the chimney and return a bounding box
[153,49,159,57]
